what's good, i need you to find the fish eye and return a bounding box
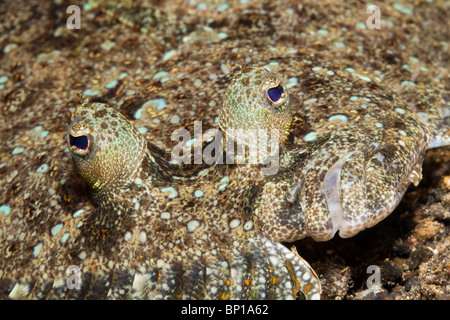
[69,134,90,154]
[266,85,285,104]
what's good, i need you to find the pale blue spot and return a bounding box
[375,122,384,128]
[39,131,49,139]
[152,98,166,110]
[83,3,93,10]
[0,84,4,90]
[395,107,406,115]
[0,204,11,216]
[401,80,416,86]
[137,127,148,134]
[218,32,228,39]
[312,66,322,72]
[60,232,70,244]
[217,3,229,11]
[119,72,128,79]
[76,222,83,229]
[326,70,335,76]
[163,50,177,61]
[360,104,368,109]
[153,71,169,80]
[304,98,317,105]
[134,107,143,120]
[356,22,367,30]
[229,218,241,229]
[350,96,358,101]
[402,64,410,70]
[317,29,329,35]
[263,61,279,71]
[304,132,317,142]
[409,56,420,63]
[170,115,180,124]
[193,79,202,87]
[187,219,200,233]
[333,41,346,48]
[51,224,63,236]
[160,212,171,220]
[83,89,99,96]
[100,40,115,51]
[0,75,8,83]
[36,164,49,174]
[194,190,204,198]
[393,3,413,16]
[345,67,356,73]
[3,43,18,54]
[161,186,178,199]
[420,66,429,72]
[214,116,219,123]
[398,139,407,148]
[328,115,348,122]
[185,138,197,147]
[33,243,43,257]
[105,80,118,89]
[12,147,24,155]
[72,209,84,219]
[217,176,230,191]
[385,20,395,28]
[286,77,298,89]
[33,125,42,131]
[354,73,372,82]
[135,98,166,119]
[197,3,207,10]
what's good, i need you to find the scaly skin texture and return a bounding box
[0,0,448,299]
[2,97,321,299]
[221,65,444,243]
[219,66,293,148]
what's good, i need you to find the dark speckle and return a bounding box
[380,261,403,289]
[407,246,434,270]
[94,109,107,118]
[393,242,412,258]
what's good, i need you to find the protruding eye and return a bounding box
[267,85,285,103]
[69,134,89,152]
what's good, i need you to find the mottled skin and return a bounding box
[219,66,293,148]
[0,0,449,300]
[1,96,320,299]
[221,64,448,243]
[67,97,321,299]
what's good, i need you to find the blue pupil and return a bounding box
[70,134,88,150]
[267,85,284,102]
